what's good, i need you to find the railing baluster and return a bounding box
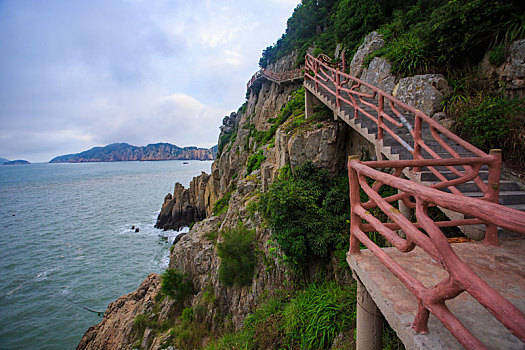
[484,149,502,246]
[377,94,384,141]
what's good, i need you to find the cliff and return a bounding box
[76,16,525,347]
[77,49,363,349]
[49,143,215,163]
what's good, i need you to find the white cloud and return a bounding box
[0,0,300,162]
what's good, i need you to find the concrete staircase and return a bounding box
[304,79,525,240]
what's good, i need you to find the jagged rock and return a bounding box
[77,273,161,350]
[349,31,385,78]
[503,39,525,85]
[393,74,451,117]
[360,57,396,95]
[219,112,239,134]
[155,173,211,231]
[287,122,349,176]
[481,39,525,98]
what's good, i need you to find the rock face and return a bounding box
[360,57,396,95]
[50,143,215,163]
[77,39,459,348]
[155,172,213,231]
[349,31,385,78]
[393,74,451,117]
[77,273,161,350]
[481,39,525,98]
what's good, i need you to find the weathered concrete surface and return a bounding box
[347,240,525,350]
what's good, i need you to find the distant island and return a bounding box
[0,158,10,164]
[49,143,218,163]
[3,160,30,165]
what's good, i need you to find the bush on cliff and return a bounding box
[160,269,193,307]
[260,162,349,272]
[207,281,359,350]
[217,222,256,287]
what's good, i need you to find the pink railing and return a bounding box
[347,156,525,349]
[247,67,303,90]
[300,53,525,348]
[304,53,503,243]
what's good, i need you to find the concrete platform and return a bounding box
[347,240,525,350]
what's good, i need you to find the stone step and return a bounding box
[420,170,489,181]
[460,191,525,205]
[425,180,519,193]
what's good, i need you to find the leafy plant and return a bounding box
[384,32,427,75]
[245,149,266,176]
[160,269,193,307]
[488,45,506,66]
[282,282,356,349]
[457,94,524,151]
[217,222,256,287]
[212,190,232,216]
[259,162,348,272]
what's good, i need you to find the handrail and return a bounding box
[247,67,303,90]
[298,53,524,348]
[348,156,525,350]
[303,52,503,243]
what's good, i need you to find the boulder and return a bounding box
[392,74,450,117]
[349,32,385,78]
[360,57,396,95]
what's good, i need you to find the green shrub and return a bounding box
[245,149,266,176]
[204,230,218,243]
[160,269,193,307]
[488,45,506,66]
[385,32,427,75]
[207,282,361,350]
[212,191,232,216]
[458,95,524,151]
[217,222,256,287]
[260,162,348,271]
[283,282,356,349]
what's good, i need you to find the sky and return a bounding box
[0,0,300,162]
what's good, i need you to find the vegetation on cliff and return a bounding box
[260,0,524,73]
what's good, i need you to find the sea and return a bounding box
[0,160,212,349]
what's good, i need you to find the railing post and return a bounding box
[348,156,361,254]
[413,113,422,172]
[336,72,341,109]
[483,149,502,246]
[377,94,384,141]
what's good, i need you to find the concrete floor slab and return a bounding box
[347,240,525,350]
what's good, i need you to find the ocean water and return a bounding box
[0,160,212,349]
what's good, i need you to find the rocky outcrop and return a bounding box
[481,39,525,98]
[393,74,451,117]
[77,273,161,350]
[349,31,385,78]
[50,143,215,163]
[155,172,212,231]
[360,57,396,95]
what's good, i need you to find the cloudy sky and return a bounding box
[0,0,299,162]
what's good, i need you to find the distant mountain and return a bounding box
[0,157,10,164]
[49,143,216,163]
[3,159,30,165]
